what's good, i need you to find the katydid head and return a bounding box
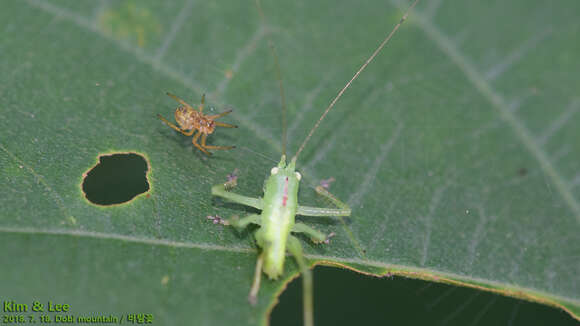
[270,155,301,180]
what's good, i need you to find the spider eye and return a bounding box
[295,172,302,180]
[270,167,279,175]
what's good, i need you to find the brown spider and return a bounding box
[157,92,237,155]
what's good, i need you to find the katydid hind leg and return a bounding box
[292,222,332,244]
[248,253,265,306]
[296,184,351,217]
[315,185,351,213]
[247,228,269,305]
[287,235,314,326]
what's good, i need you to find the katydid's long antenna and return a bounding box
[293,0,420,161]
[256,0,288,156]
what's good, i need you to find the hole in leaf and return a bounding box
[272,267,578,325]
[82,153,150,205]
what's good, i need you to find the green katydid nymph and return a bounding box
[211,1,419,325]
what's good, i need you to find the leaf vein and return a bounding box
[25,0,206,96]
[420,181,451,266]
[410,9,580,224]
[210,26,267,98]
[0,226,254,253]
[538,99,580,146]
[0,143,72,223]
[485,28,553,81]
[287,74,332,141]
[154,0,197,61]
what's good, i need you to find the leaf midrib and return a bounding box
[2,225,580,312]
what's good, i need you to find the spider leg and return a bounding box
[198,93,205,113]
[192,131,212,155]
[166,92,195,111]
[207,109,233,120]
[201,133,235,151]
[215,121,238,128]
[157,114,194,136]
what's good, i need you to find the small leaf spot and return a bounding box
[82,153,150,205]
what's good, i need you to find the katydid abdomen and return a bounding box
[256,157,300,279]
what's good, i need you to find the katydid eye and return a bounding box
[295,172,302,180]
[271,167,279,175]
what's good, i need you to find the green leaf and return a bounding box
[1,0,579,325]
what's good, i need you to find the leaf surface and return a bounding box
[1,0,579,324]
